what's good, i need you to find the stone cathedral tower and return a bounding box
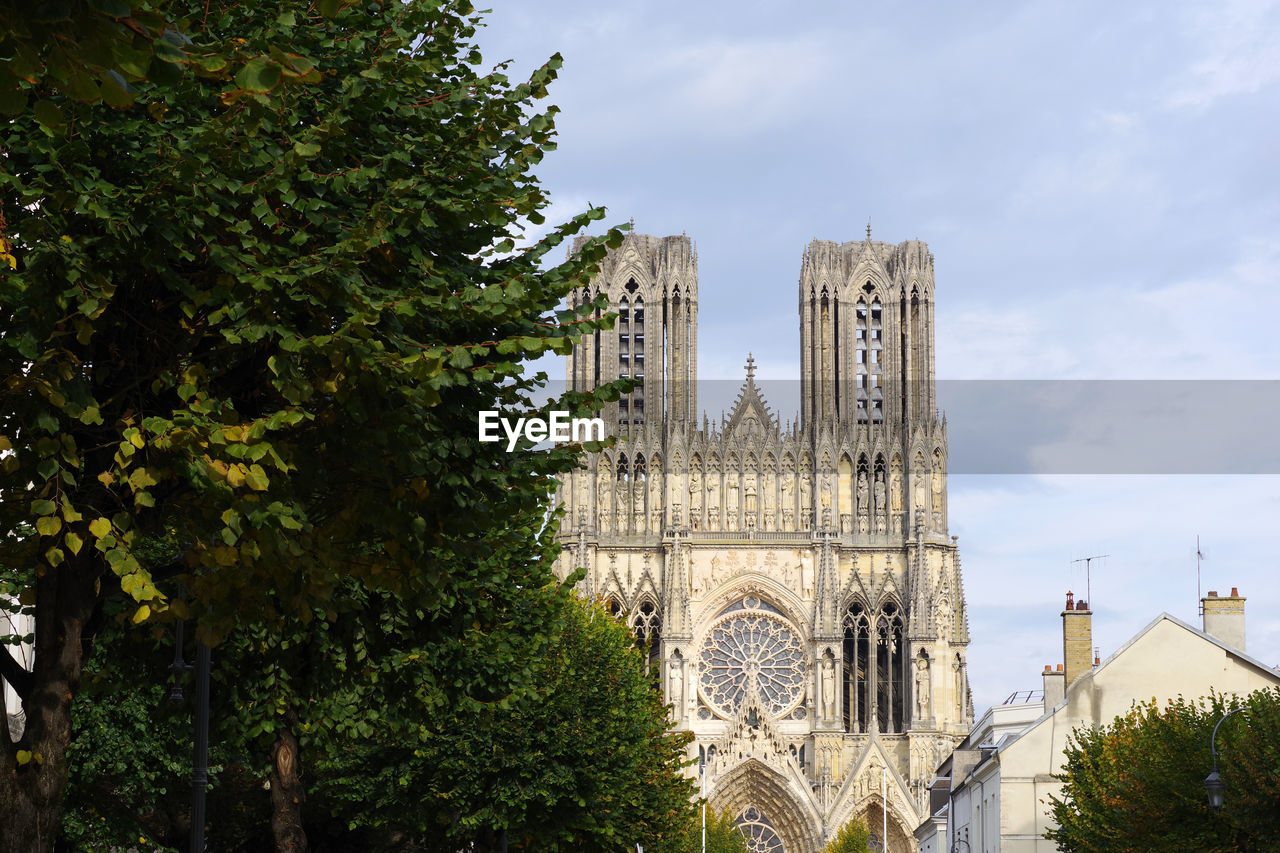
[555,229,972,853]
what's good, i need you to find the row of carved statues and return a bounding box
[567,461,948,534]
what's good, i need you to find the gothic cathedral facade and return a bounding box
[554,230,973,853]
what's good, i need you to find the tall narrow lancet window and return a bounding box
[632,294,645,425]
[844,602,871,732]
[877,601,905,732]
[630,599,662,668]
[855,283,884,424]
[844,599,905,732]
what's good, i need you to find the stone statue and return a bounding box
[915,659,929,718]
[937,598,953,642]
[857,471,869,511]
[890,460,903,513]
[874,474,886,513]
[669,659,684,719]
[821,656,836,721]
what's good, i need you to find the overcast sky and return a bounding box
[477,0,1280,714]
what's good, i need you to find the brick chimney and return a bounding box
[1062,591,1093,688]
[1042,663,1065,708]
[1201,587,1246,651]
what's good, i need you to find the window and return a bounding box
[630,600,662,668]
[699,601,805,718]
[844,599,906,733]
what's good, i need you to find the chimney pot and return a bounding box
[1208,590,1218,597]
[1066,591,1074,609]
[1056,664,1063,672]
[1231,586,1239,597]
[1076,600,1088,611]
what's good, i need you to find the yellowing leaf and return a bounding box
[226,464,246,488]
[132,604,151,624]
[15,750,31,766]
[65,532,83,555]
[36,515,62,536]
[244,464,269,491]
[88,517,112,539]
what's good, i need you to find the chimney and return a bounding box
[1201,587,1246,651]
[1042,663,1065,708]
[1062,591,1093,688]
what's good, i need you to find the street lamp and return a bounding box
[1204,706,1247,810]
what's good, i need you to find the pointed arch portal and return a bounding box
[711,759,821,853]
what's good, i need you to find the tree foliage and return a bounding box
[0,1,318,138]
[823,816,871,853]
[311,595,698,852]
[702,808,750,853]
[56,594,698,852]
[1047,688,1280,853]
[1,1,624,849]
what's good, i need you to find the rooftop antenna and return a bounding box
[1071,554,1109,609]
[1196,536,1206,617]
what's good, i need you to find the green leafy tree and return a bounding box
[0,0,623,849]
[823,816,871,853]
[702,808,750,853]
[1047,688,1280,853]
[311,595,699,852]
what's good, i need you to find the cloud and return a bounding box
[1169,0,1280,107]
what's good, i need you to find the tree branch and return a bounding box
[0,645,32,704]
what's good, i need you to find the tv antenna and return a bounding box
[1196,536,1207,617]
[1071,554,1109,608]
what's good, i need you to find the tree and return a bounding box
[0,1,623,849]
[823,816,871,853]
[702,808,750,853]
[1047,688,1280,853]
[311,595,698,852]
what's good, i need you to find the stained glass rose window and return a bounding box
[698,603,805,718]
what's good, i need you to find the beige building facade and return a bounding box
[916,590,1280,853]
[554,230,973,852]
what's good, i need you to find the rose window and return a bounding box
[698,604,805,718]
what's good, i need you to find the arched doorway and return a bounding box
[710,759,821,853]
[861,801,911,853]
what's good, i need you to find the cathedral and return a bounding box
[553,229,973,853]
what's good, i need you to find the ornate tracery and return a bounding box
[698,598,805,719]
[843,599,906,733]
[736,806,785,853]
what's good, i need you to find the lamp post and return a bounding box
[1204,706,1247,810]
[170,613,212,852]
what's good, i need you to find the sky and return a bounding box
[475,0,1280,715]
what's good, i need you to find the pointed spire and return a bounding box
[866,218,872,241]
[745,352,756,383]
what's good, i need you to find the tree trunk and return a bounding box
[269,722,309,853]
[0,554,101,853]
